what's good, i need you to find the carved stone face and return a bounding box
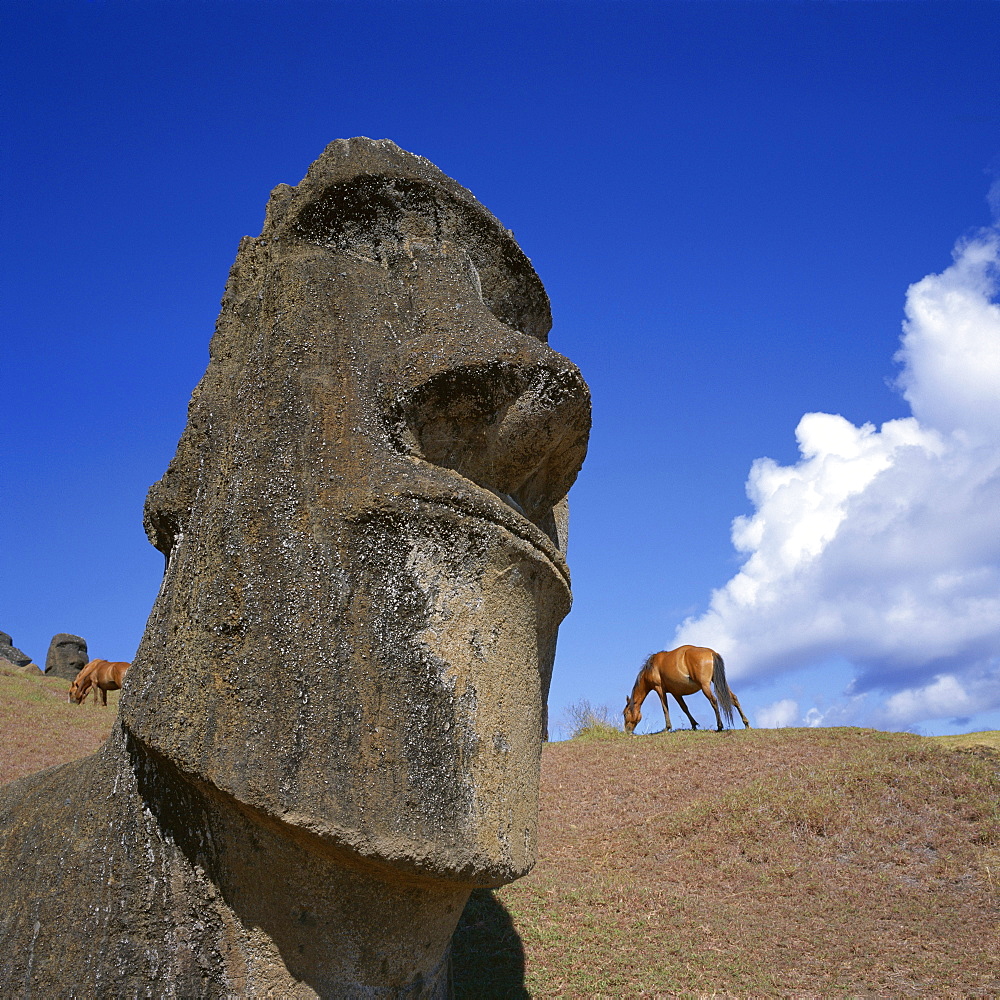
[122,139,590,886]
[45,634,88,680]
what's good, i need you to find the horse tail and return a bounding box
[712,651,736,727]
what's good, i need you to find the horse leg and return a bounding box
[701,683,725,731]
[730,690,752,728]
[656,690,673,732]
[100,686,108,707]
[673,694,700,730]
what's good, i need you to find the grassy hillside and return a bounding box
[0,664,119,784]
[2,667,998,997]
[928,729,1000,753]
[454,727,1000,997]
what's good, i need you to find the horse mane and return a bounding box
[627,653,659,703]
[641,652,658,671]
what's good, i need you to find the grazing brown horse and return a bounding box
[623,645,751,733]
[68,661,98,704]
[69,660,129,706]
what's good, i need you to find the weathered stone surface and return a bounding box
[0,631,37,671]
[0,138,590,997]
[43,632,88,679]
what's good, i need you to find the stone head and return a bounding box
[0,632,36,671]
[45,634,88,680]
[121,139,590,886]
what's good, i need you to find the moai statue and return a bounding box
[0,139,590,997]
[0,631,38,672]
[43,632,88,680]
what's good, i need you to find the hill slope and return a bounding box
[2,669,998,997]
[455,728,1000,997]
[0,665,119,784]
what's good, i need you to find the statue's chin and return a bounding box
[262,805,535,887]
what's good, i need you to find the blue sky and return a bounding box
[3,1,1000,737]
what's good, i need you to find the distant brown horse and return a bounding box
[68,661,97,704]
[623,645,751,733]
[69,659,129,706]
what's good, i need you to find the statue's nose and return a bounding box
[391,357,591,527]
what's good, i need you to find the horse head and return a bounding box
[623,696,640,734]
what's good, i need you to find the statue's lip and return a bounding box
[410,493,570,588]
[366,472,571,590]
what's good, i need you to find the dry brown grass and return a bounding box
[3,669,998,996]
[468,728,1000,997]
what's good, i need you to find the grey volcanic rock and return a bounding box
[0,138,590,997]
[0,631,38,671]
[44,632,88,679]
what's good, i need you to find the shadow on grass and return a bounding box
[452,888,527,998]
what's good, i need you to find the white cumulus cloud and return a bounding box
[676,221,1000,730]
[756,698,799,728]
